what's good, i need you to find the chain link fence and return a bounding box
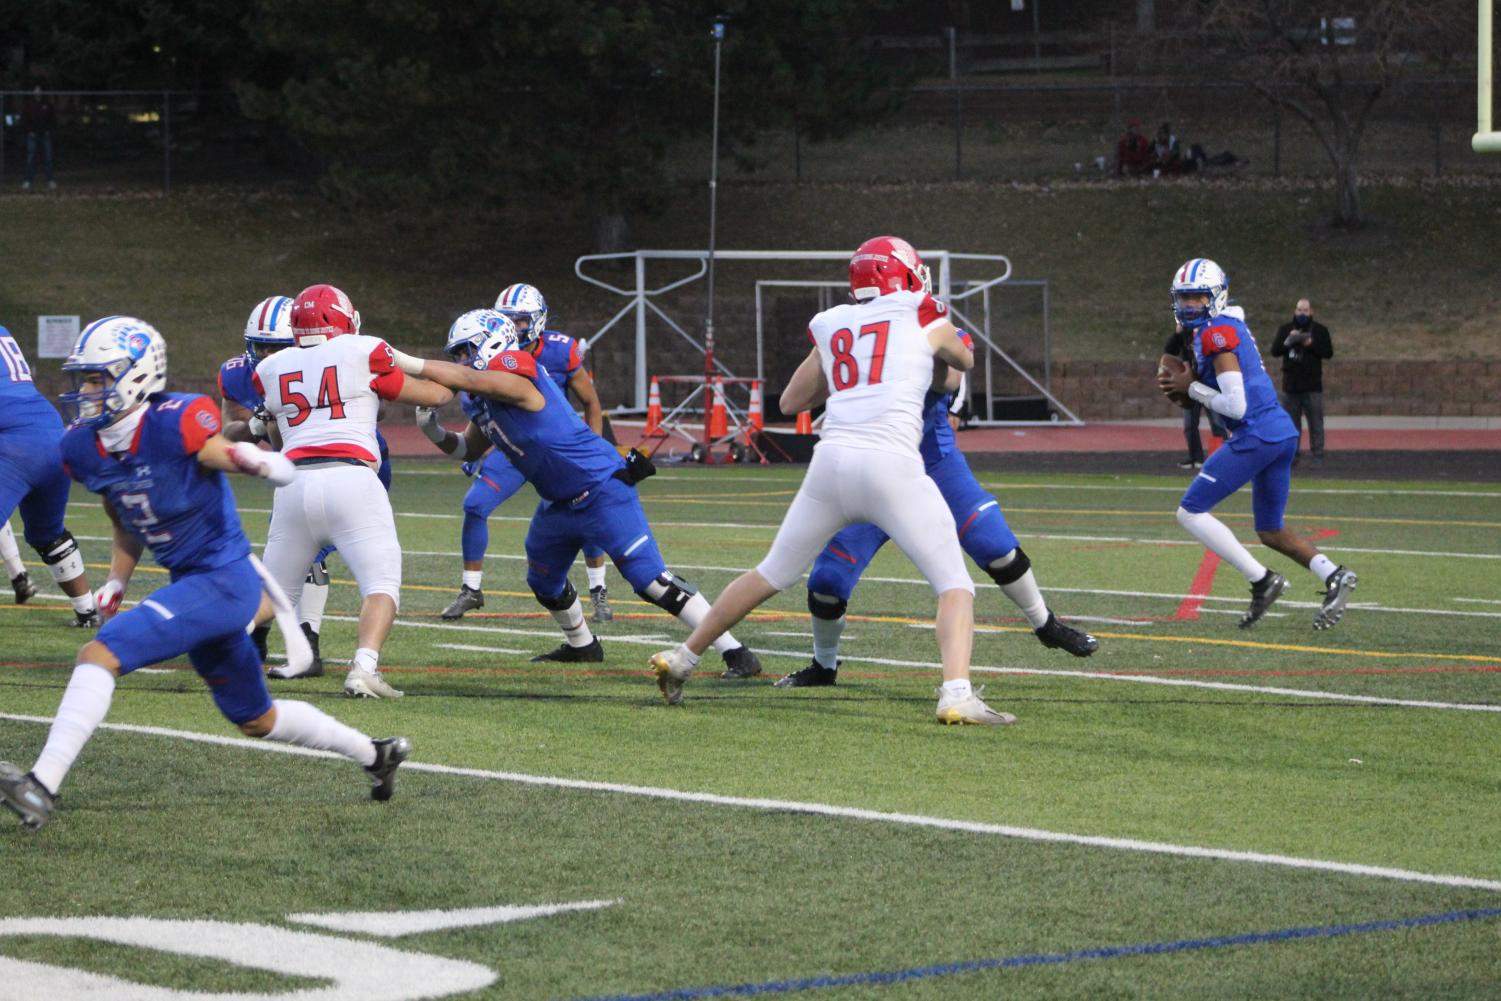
[3,77,1490,194]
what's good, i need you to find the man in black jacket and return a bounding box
[1271,299,1333,467]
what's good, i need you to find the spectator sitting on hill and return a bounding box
[1151,122,1246,174]
[1116,117,1153,176]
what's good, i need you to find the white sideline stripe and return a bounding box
[1455,597,1501,605]
[977,482,1501,500]
[286,900,618,937]
[435,643,530,656]
[2,711,1497,895]
[305,614,1501,714]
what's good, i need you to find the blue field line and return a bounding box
[576,906,1501,1001]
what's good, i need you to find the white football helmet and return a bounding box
[493,283,548,349]
[243,295,295,363]
[444,308,516,366]
[1171,258,1229,326]
[471,315,522,371]
[60,316,169,428]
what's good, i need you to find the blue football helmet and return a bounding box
[60,316,169,428]
[1171,258,1229,327]
[493,283,548,350]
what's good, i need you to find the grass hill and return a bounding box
[2,173,1496,408]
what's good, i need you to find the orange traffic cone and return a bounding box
[645,377,662,436]
[708,377,729,438]
[795,410,813,435]
[746,380,764,433]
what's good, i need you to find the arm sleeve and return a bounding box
[178,396,223,454]
[216,366,228,400]
[250,369,265,398]
[369,340,407,400]
[566,341,583,374]
[805,326,816,346]
[1189,370,1246,420]
[916,294,949,332]
[1163,332,1186,356]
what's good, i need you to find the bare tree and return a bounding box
[1187,0,1465,226]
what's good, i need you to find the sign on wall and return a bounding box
[37,315,80,359]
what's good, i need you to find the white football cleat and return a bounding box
[650,648,695,706]
[344,666,403,699]
[935,686,1016,726]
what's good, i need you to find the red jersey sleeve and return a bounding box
[178,395,222,454]
[566,341,583,374]
[1201,324,1241,355]
[958,330,975,351]
[487,350,539,378]
[217,367,228,400]
[916,294,949,331]
[368,340,406,400]
[806,326,816,346]
[250,369,265,398]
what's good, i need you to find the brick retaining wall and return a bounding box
[1048,359,1501,420]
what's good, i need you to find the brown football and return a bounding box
[1157,354,1192,409]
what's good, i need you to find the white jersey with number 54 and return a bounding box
[253,334,405,464]
[807,289,948,459]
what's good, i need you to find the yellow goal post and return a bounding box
[1477,0,1501,152]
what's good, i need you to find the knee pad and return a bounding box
[534,579,579,612]
[985,547,1031,587]
[807,590,848,621]
[304,560,330,587]
[636,572,697,615]
[36,531,85,584]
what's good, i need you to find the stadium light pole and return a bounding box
[702,18,726,462]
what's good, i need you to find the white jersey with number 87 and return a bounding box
[807,289,948,459]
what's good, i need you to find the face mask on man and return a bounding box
[1293,314,1312,328]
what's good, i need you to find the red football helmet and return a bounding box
[848,236,930,302]
[290,284,360,345]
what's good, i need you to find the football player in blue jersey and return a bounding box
[439,283,615,625]
[0,324,98,625]
[403,310,760,675]
[777,334,1099,688]
[1158,259,1357,630]
[218,296,395,676]
[0,317,410,832]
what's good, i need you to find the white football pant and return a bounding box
[262,464,402,611]
[756,442,973,596]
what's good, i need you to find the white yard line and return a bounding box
[301,614,1501,714]
[2,710,1497,895]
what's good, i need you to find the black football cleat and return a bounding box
[1313,566,1358,631]
[441,585,484,620]
[72,609,101,629]
[11,571,37,605]
[531,638,604,663]
[589,585,614,623]
[1239,571,1287,629]
[1034,612,1099,657]
[773,659,839,688]
[0,761,56,830]
[364,737,411,802]
[719,645,762,679]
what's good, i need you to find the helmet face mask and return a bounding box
[445,309,518,370]
[849,236,929,302]
[1171,258,1229,326]
[290,284,360,346]
[493,284,548,350]
[59,316,169,428]
[244,295,296,364]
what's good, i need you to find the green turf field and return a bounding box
[3,462,1500,1000]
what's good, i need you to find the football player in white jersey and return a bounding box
[650,236,1013,725]
[254,284,453,699]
